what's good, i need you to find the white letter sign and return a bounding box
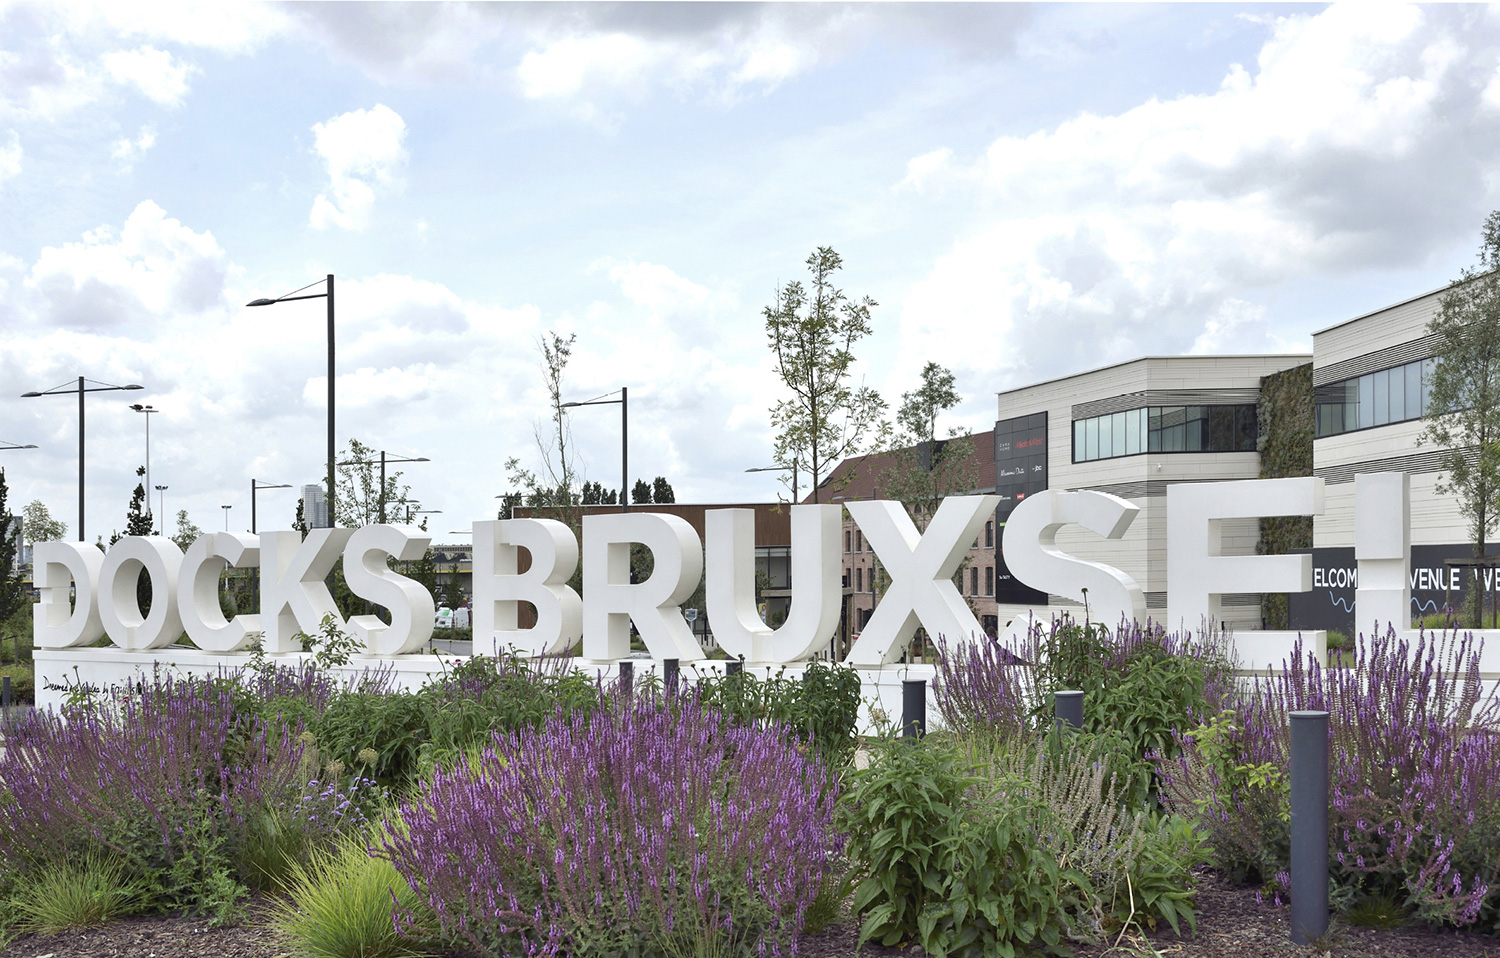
[98,536,184,650]
[178,532,261,652]
[259,529,354,653]
[344,524,435,656]
[844,495,1000,666]
[472,519,583,657]
[705,505,842,663]
[582,512,703,662]
[33,541,105,649]
[1166,477,1323,632]
[1003,489,1145,631]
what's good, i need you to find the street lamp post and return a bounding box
[155,485,168,529]
[336,451,430,523]
[0,441,38,453]
[745,463,800,503]
[20,377,145,541]
[560,387,627,513]
[247,276,335,527]
[129,404,159,528]
[222,505,232,531]
[250,480,292,535]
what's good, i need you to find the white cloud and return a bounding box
[25,200,227,329]
[110,124,155,166]
[309,104,408,231]
[896,147,954,195]
[0,130,19,185]
[896,4,1500,386]
[102,45,194,107]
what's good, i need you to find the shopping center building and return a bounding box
[827,282,1473,639]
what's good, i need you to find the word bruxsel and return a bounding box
[36,474,1424,706]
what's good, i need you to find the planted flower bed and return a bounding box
[0,619,1496,958]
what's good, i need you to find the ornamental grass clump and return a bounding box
[0,673,365,919]
[1162,626,1500,931]
[382,695,842,957]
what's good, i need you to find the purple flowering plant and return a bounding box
[0,669,368,918]
[1161,625,1500,930]
[382,693,843,957]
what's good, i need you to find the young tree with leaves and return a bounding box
[21,501,65,547]
[1422,211,1500,627]
[765,247,889,503]
[171,509,205,553]
[880,362,978,528]
[331,438,415,527]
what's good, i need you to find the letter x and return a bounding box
[843,495,1000,666]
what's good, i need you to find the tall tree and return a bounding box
[124,466,154,537]
[1422,211,1500,627]
[765,247,889,503]
[21,501,66,546]
[504,331,587,519]
[632,478,653,504]
[293,499,309,536]
[0,468,26,628]
[880,362,977,527]
[651,476,675,504]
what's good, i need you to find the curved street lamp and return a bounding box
[336,451,430,523]
[745,464,799,503]
[560,387,627,513]
[20,377,145,541]
[247,275,335,527]
[250,480,292,535]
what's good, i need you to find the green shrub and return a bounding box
[0,663,33,704]
[963,733,1207,938]
[839,735,1084,956]
[273,835,432,958]
[694,660,861,767]
[315,692,429,791]
[8,853,144,935]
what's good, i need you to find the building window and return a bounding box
[1071,404,1258,462]
[984,566,993,596]
[985,521,993,548]
[970,567,979,595]
[1315,357,1432,437]
[844,529,850,553]
[855,530,863,552]
[855,567,862,592]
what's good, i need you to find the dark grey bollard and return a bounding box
[1290,710,1330,944]
[618,660,633,697]
[1053,690,1084,734]
[726,658,743,676]
[2,675,9,710]
[664,658,679,697]
[902,679,926,738]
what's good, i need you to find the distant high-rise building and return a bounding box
[301,484,329,529]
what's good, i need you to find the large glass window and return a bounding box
[1314,357,1431,438]
[1072,404,1258,462]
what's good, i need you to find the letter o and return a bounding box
[99,537,185,650]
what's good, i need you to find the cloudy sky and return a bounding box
[3,2,1499,542]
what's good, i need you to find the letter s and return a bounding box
[1002,490,1144,631]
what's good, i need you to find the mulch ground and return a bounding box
[5,871,1498,958]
